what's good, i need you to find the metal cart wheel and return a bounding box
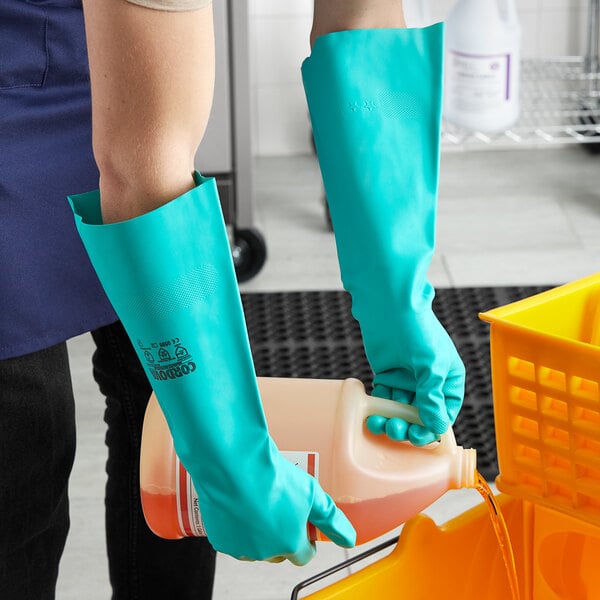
[232,227,267,282]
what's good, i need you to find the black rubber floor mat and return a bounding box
[241,286,551,481]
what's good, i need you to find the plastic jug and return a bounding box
[443,0,521,132]
[140,377,477,545]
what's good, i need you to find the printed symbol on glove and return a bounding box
[175,345,190,360]
[140,338,196,382]
[158,347,172,362]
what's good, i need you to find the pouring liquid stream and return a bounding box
[475,471,520,600]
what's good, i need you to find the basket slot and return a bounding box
[573,433,600,453]
[570,376,599,402]
[513,415,540,440]
[541,425,571,450]
[538,366,567,392]
[510,386,538,411]
[540,396,568,422]
[508,357,536,382]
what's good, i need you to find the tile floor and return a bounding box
[58,145,600,599]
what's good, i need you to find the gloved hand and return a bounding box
[364,297,465,446]
[69,173,356,563]
[302,24,465,445]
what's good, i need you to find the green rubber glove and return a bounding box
[302,24,465,446]
[69,173,355,563]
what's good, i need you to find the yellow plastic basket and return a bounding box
[480,272,600,525]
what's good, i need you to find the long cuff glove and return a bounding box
[69,173,355,563]
[302,24,465,446]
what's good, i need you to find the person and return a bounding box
[72,0,465,564]
[1,0,465,595]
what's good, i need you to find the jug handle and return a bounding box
[365,393,458,451]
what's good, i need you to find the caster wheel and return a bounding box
[232,227,267,282]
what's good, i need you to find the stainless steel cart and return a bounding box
[195,0,266,282]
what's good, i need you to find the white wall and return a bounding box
[247,0,590,156]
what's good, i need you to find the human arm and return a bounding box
[305,1,465,445]
[76,0,355,563]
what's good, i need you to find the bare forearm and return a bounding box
[82,0,215,222]
[311,0,406,47]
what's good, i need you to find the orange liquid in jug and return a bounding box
[141,484,447,544]
[475,471,520,600]
[334,480,445,545]
[141,489,183,539]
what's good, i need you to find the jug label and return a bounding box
[281,450,319,480]
[446,50,513,110]
[175,451,320,538]
[176,459,206,537]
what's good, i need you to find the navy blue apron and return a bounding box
[0,0,117,359]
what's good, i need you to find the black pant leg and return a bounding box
[91,321,216,600]
[0,343,76,600]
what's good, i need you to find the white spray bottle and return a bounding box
[444,0,521,132]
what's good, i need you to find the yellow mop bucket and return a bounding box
[294,273,600,600]
[292,494,528,599]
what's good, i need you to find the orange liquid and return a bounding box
[142,482,447,546]
[334,481,446,545]
[141,489,184,540]
[475,471,520,600]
